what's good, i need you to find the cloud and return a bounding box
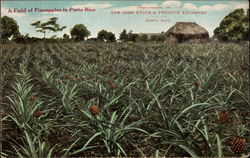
[165,1,248,11]
[111,3,161,12]
[234,2,249,10]
[1,7,26,17]
[199,4,231,11]
[111,1,180,11]
[181,3,232,11]
[162,1,182,7]
[182,3,197,10]
[111,6,138,11]
[140,4,160,8]
[71,3,112,9]
[112,1,234,12]
[102,0,249,14]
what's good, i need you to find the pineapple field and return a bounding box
[1,42,250,157]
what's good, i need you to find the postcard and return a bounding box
[1,0,249,157]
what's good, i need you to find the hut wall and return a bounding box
[166,34,178,43]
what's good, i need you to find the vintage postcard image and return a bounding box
[1,0,249,157]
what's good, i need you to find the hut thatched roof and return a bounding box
[165,22,209,43]
[166,22,209,36]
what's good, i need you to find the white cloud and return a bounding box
[199,4,230,11]
[199,5,212,11]
[101,0,249,14]
[1,7,26,17]
[162,1,182,7]
[183,3,197,10]
[111,6,138,12]
[164,1,247,11]
[234,2,249,10]
[111,4,160,12]
[140,4,160,8]
[111,1,180,11]
[71,3,112,9]
[213,4,231,10]
[182,2,248,11]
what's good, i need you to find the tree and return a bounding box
[127,31,138,42]
[63,33,70,40]
[107,32,116,42]
[31,17,66,38]
[97,29,108,41]
[136,34,148,42]
[14,33,30,44]
[0,16,20,42]
[119,29,128,42]
[97,30,116,42]
[151,34,165,42]
[242,9,249,40]
[214,8,249,41]
[50,35,57,39]
[70,24,90,41]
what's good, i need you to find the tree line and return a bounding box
[0,8,249,44]
[0,15,165,44]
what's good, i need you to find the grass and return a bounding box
[1,42,249,157]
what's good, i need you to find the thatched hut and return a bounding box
[165,22,209,43]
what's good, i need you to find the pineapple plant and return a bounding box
[34,110,42,118]
[218,111,230,123]
[108,80,116,90]
[230,137,247,153]
[230,125,248,153]
[193,81,200,88]
[90,105,99,116]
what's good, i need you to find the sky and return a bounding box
[1,0,249,38]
